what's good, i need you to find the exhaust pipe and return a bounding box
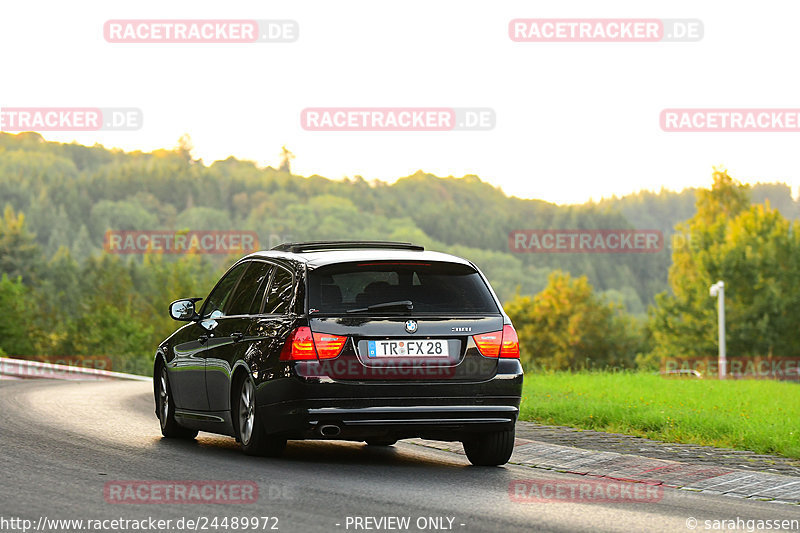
[319,424,341,437]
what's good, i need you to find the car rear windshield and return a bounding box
[307,261,500,315]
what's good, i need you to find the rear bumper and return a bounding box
[254,359,523,441]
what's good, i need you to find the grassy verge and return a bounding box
[519,371,800,459]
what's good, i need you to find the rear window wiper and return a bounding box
[345,300,414,313]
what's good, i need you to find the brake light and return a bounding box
[280,327,317,361]
[313,332,347,359]
[280,327,348,361]
[473,331,502,358]
[499,324,520,359]
[473,325,520,359]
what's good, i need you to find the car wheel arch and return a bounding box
[153,352,168,413]
[154,351,167,371]
[230,363,253,435]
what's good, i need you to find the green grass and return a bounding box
[519,371,800,459]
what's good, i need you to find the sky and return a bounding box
[2,1,799,205]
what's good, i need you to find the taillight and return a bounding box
[473,331,502,358]
[313,333,347,359]
[499,324,520,359]
[280,327,317,361]
[473,325,520,359]
[280,327,348,361]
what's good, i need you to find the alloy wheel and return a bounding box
[239,379,255,444]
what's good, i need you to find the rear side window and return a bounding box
[201,262,249,318]
[226,261,273,316]
[249,264,274,314]
[263,267,294,314]
[308,261,499,315]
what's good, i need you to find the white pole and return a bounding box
[711,281,726,380]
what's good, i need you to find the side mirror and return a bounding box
[169,298,201,321]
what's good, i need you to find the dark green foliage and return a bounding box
[1,133,797,373]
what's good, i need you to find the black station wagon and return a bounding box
[154,241,523,465]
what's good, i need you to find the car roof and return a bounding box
[243,248,473,269]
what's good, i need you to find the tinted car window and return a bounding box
[226,261,273,316]
[201,262,249,318]
[249,264,274,315]
[308,261,499,314]
[263,267,294,314]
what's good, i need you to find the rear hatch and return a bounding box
[300,260,506,382]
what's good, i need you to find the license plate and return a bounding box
[367,339,449,358]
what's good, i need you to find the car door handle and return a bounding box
[230,332,244,342]
[198,335,209,344]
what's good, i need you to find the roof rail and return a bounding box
[271,241,424,253]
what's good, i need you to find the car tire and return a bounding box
[462,427,515,466]
[365,439,398,446]
[157,366,198,439]
[236,376,286,457]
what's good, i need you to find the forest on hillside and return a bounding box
[2,132,799,374]
[3,132,798,308]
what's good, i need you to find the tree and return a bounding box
[505,271,645,370]
[0,274,36,355]
[648,169,800,362]
[279,145,294,174]
[0,205,40,283]
[71,224,95,263]
[31,248,81,354]
[60,255,155,374]
[89,199,159,242]
[176,133,195,162]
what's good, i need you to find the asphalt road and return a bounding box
[1,380,797,533]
